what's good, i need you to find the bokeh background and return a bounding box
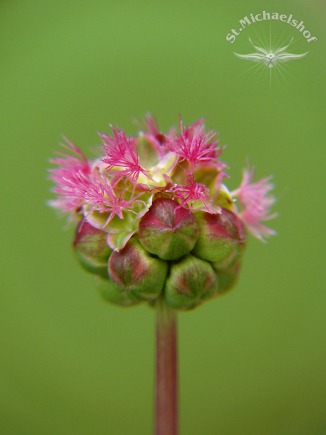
[1,0,325,434]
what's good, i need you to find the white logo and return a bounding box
[234,38,308,68]
[226,12,317,44]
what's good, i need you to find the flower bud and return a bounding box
[164,254,218,311]
[210,242,245,273]
[73,219,112,276]
[191,208,246,265]
[109,237,168,301]
[138,198,199,260]
[214,263,242,295]
[95,276,142,307]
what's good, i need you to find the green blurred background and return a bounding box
[1,0,325,434]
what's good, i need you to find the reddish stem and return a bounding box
[155,296,178,435]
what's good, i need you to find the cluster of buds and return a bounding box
[48,116,276,310]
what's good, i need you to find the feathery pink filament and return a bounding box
[61,172,145,224]
[48,138,92,212]
[100,126,153,182]
[167,172,216,213]
[49,140,145,220]
[165,119,224,169]
[232,167,277,241]
[48,117,276,241]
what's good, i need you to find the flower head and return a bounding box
[48,115,277,310]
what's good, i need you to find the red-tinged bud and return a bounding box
[215,263,242,295]
[211,242,245,273]
[73,219,112,258]
[75,251,109,277]
[192,208,246,265]
[164,254,218,311]
[73,219,112,276]
[138,198,199,260]
[95,276,142,307]
[109,237,168,301]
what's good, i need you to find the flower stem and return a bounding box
[155,296,178,435]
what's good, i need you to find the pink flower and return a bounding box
[165,118,226,170]
[48,138,92,212]
[167,172,218,214]
[232,167,277,241]
[100,126,153,182]
[49,139,144,222]
[49,116,277,247]
[80,175,146,226]
[48,115,278,310]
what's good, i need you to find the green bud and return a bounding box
[109,237,168,301]
[74,251,109,277]
[164,254,218,311]
[210,242,245,273]
[73,219,112,276]
[191,208,246,265]
[215,263,242,295]
[138,198,199,260]
[95,276,142,307]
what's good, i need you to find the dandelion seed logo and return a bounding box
[234,37,308,68]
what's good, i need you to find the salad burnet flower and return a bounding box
[48,116,276,310]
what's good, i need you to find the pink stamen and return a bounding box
[167,172,217,214]
[232,166,277,241]
[165,119,225,169]
[100,125,154,183]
